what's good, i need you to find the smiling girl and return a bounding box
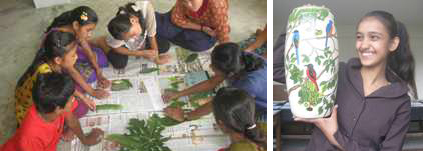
[296,10,417,151]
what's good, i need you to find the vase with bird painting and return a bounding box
[284,5,339,118]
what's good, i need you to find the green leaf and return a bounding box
[185,53,199,63]
[140,67,160,74]
[168,100,186,108]
[302,54,310,63]
[315,30,323,36]
[96,104,123,111]
[318,107,323,115]
[111,79,133,91]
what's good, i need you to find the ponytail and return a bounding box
[46,6,98,32]
[360,11,417,99]
[212,87,266,148]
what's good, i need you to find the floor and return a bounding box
[0,0,266,144]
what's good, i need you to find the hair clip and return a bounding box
[247,124,256,130]
[80,12,88,21]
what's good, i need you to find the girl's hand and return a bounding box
[202,26,216,37]
[90,89,110,99]
[82,97,96,111]
[142,49,159,60]
[96,73,111,89]
[162,90,180,103]
[164,107,185,122]
[294,105,339,137]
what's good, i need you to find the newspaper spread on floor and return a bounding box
[58,46,230,151]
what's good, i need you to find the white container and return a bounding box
[284,5,339,118]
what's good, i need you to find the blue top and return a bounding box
[231,52,267,110]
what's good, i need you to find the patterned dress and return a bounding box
[15,63,52,125]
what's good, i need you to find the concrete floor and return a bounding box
[0,0,266,144]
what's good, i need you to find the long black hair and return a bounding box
[33,72,75,114]
[107,2,147,40]
[17,31,76,88]
[46,6,98,32]
[359,11,417,99]
[212,87,266,148]
[211,43,265,77]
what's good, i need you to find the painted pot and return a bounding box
[284,5,339,118]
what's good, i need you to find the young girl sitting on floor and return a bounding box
[97,1,170,69]
[45,6,111,117]
[3,73,103,151]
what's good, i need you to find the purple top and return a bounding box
[306,58,411,151]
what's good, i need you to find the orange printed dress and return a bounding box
[15,63,52,125]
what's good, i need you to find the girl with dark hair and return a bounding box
[163,42,267,123]
[14,31,98,141]
[296,11,416,151]
[212,87,266,151]
[46,6,111,103]
[97,0,170,69]
[155,0,230,52]
[15,31,80,125]
[2,73,104,150]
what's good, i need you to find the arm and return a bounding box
[112,46,153,57]
[171,74,225,99]
[74,90,95,110]
[378,100,410,150]
[209,0,230,43]
[64,112,103,146]
[332,100,410,151]
[244,26,267,52]
[79,40,102,75]
[295,105,345,150]
[170,1,202,31]
[186,101,213,120]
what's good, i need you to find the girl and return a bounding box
[212,87,266,151]
[4,73,103,150]
[46,6,110,103]
[296,11,417,151]
[15,31,94,130]
[163,43,267,122]
[155,0,230,52]
[101,1,171,69]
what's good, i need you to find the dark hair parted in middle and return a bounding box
[107,2,147,40]
[211,43,265,77]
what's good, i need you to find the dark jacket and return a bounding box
[306,58,411,151]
